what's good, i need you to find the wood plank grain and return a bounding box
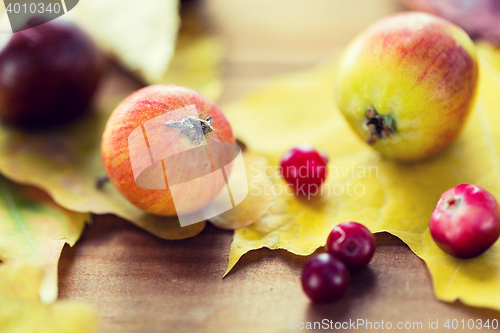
[59,217,500,333]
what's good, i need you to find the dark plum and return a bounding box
[0,18,103,128]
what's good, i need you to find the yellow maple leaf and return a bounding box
[0,263,96,333]
[0,178,88,304]
[222,43,500,311]
[209,151,275,230]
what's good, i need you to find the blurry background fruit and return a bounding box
[0,18,103,128]
[401,0,500,45]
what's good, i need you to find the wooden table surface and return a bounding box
[58,1,500,332]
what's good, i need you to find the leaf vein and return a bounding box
[0,181,37,256]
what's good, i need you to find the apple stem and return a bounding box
[365,108,395,144]
[165,116,214,145]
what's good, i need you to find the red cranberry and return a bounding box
[280,143,328,195]
[301,253,349,303]
[429,184,500,259]
[326,221,375,272]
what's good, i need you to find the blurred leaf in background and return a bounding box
[0,263,96,333]
[0,178,89,304]
[66,0,223,100]
[162,1,224,101]
[66,0,180,84]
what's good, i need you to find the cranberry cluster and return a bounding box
[301,222,375,303]
[282,145,500,302]
[279,145,376,303]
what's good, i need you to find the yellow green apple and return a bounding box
[335,12,478,161]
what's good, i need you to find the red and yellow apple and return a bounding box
[335,12,478,161]
[101,85,235,216]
